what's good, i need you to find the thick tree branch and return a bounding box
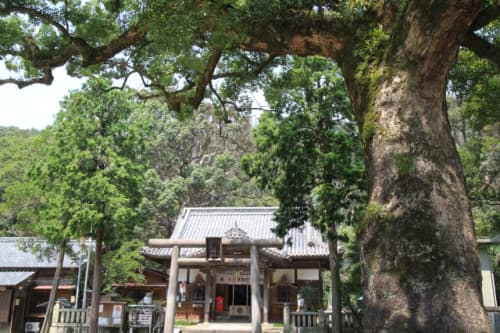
[192,49,223,105]
[0,4,146,88]
[166,49,223,112]
[1,27,145,88]
[0,67,53,88]
[239,14,346,60]
[462,31,500,67]
[26,28,146,69]
[82,29,146,66]
[470,1,500,31]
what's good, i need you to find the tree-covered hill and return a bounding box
[0,126,43,236]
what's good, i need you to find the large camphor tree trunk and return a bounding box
[339,3,489,332]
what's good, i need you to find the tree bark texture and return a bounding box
[40,243,66,333]
[356,68,489,333]
[88,227,103,333]
[339,3,489,331]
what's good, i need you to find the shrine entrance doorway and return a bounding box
[214,270,254,321]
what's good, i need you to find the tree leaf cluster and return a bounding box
[102,240,146,291]
[448,47,499,236]
[243,56,366,237]
[30,78,150,244]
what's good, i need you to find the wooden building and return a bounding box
[144,207,331,330]
[112,268,168,304]
[0,238,81,333]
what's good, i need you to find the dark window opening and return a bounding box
[191,285,205,302]
[277,286,292,303]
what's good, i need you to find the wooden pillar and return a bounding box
[204,268,213,323]
[12,288,26,333]
[250,245,262,333]
[8,289,16,333]
[211,269,216,320]
[165,245,179,333]
[263,268,270,324]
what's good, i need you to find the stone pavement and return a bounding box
[176,322,283,333]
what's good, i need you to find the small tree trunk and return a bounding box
[327,230,342,333]
[88,226,103,333]
[40,241,67,333]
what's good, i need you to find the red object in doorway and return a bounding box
[215,296,224,313]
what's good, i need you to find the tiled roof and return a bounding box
[0,237,81,269]
[0,271,35,286]
[143,207,329,259]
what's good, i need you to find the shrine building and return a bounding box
[144,207,331,331]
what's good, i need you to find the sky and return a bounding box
[0,68,268,130]
[0,68,83,130]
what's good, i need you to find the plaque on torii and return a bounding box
[206,237,222,261]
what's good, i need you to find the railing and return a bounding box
[49,302,88,333]
[290,311,330,329]
[49,302,164,333]
[58,308,88,324]
[283,304,361,333]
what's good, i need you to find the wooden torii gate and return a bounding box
[148,238,283,333]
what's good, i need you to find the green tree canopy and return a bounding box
[243,57,365,236]
[34,79,150,241]
[31,77,152,332]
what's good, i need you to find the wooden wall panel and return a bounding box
[0,290,12,323]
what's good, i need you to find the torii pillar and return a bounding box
[164,245,179,333]
[251,244,262,333]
